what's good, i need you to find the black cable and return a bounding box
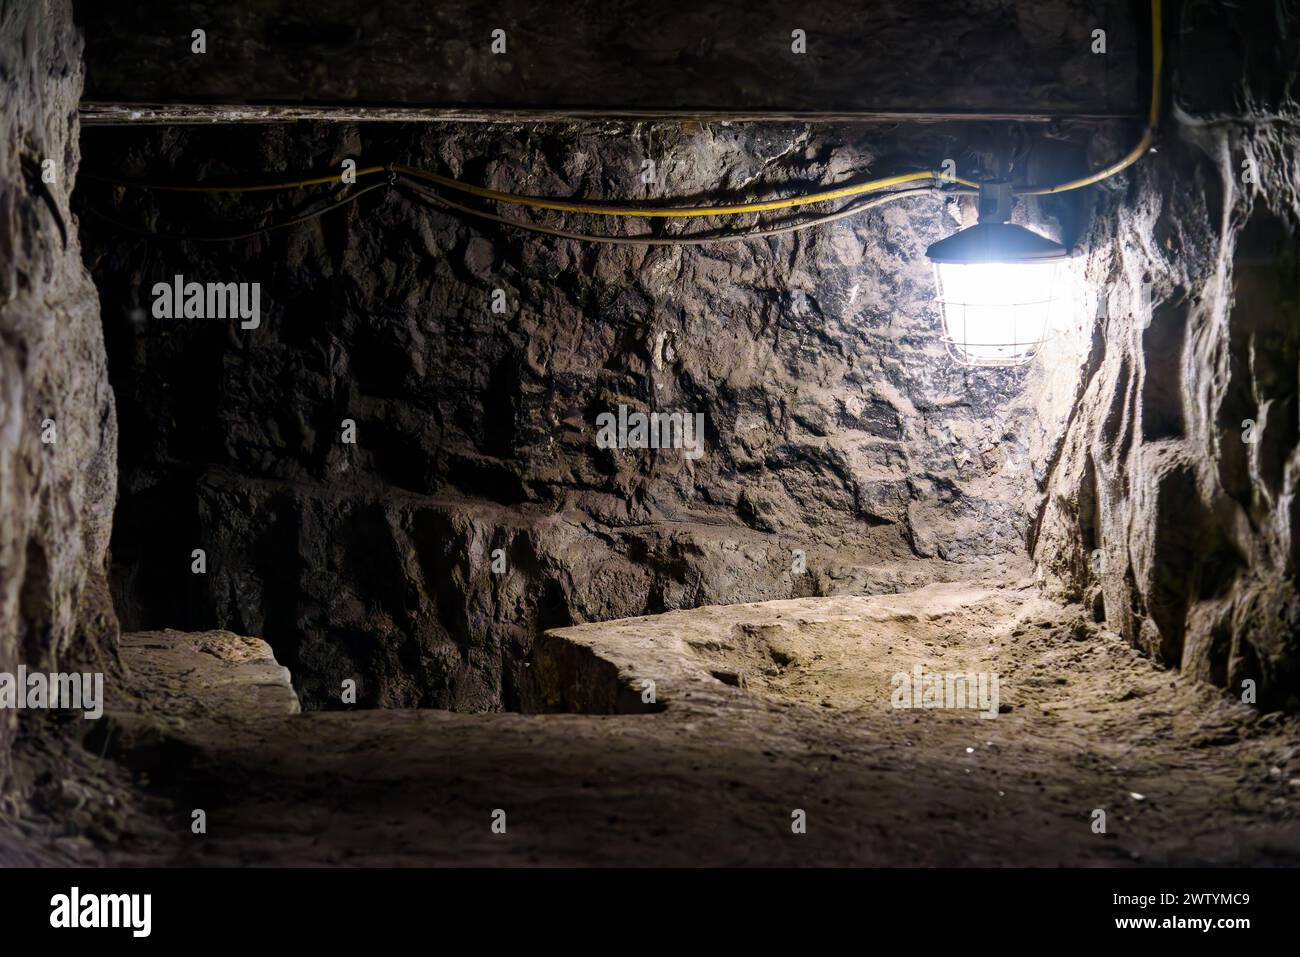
[396,176,948,246]
[78,174,965,247]
[80,181,390,242]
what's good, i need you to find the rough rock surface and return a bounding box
[111,629,300,721]
[1032,0,1300,708]
[87,629,299,790]
[0,0,118,792]
[83,587,1300,866]
[79,119,1093,711]
[60,0,1300,720]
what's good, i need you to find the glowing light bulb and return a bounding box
[931,260,1061,366]
[924,182,1072,368]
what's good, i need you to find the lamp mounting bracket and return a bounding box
[977,182,1015,224]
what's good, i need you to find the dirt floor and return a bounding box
[4,577,1299,866]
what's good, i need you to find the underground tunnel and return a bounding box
[1,0,1299,886]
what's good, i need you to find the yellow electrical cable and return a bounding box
[86,163,973,215]
[392,165,977,217]
[398,176,935,245]
[1017,0,1162,196]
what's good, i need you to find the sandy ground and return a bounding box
[5,579,1298,866]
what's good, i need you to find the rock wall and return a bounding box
[0,0,118,791]
[78,120,1089,710]
[1033,0,1300,709]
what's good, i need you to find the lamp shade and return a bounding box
[926,222,1070,366]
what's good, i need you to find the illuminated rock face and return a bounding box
[1032,1,1300,708]
[81,120,1075,710]
[72,2,1300,713]
[0,0,118,789]
[4,0,1290,721]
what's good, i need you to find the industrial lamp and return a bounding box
[925,182,1070,366]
